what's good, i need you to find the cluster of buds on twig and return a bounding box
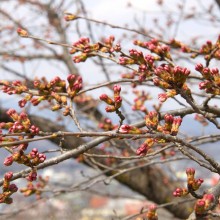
[119,124,143,134]
[0,109,39,135]
[136,138,154,156]
[4,147,46,168]
[3,75,83,115]
[153,64,191,102]
[134,38,171,60]
[169,38,191,53]
[186,168,204,191]
[0,172,18,204]
[0,80,28,95]
[136,112,182,156]
[71,35,120,63]
[99,118,117,131]
[119,52,156,82]
[191,35,220,60]
[173,168,204,198]
[20,175,49,199]
[195,63,220,95]
[162,114,182,136]
[145,111,159,130]
[154,64,191,87]
[146,204,158,220]
[195,193,215,216]
[132,89,151,113]
[67,74,83,99]
[99,84,122,112]
[173,187,188,197]
[100,35,121,53]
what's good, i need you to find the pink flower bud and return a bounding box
[158,93,168,102]
[4,156,13,166]
[17,28,28,37]
[9,183,18,192]
[4,172,13,181]
[105,106,116,112]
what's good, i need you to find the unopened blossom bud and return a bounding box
[194,194,215,216]
[136,143,148,156]
[17,28,28,37]
[146,204,158,220]
[26,170,37,182]
[195,199,206,215]
[171,117,182,135]
[113,84,121,94]
[73,53,88,63]
[29,125,40,134]
[114,96,122,109]
[164,114,174,124]
[51,104,62,111]
[18,99,27,108]
[195,63,204,72]
[105,106,116,112]
[38,153,46,163]
[145,111,159,129]
[192,178,204,191]
[6,109,19,121]
[173,187,188,197]
[4,197,13,204]
[4,156,13,166]
[158,93,168,102]
[64,14,77,21]
[114,43,121,52]
[119,125,131,134]
[9,184,18,193]
[4,172,13,181]
[99,94,115,105]
[203,193,214,204]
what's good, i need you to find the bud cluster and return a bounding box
[186,168,204,191]
[99,118,117,131]
[0,172,18,204]
[0,109,39,135]
[173,168,204,198]
[194,35,220,60]
[154,64,191,87]
[136,138,154,156]
[2,75,83,116]
[119,53,156,82]
[136,112,182,156]
[146,204,158,220]
[195,63,220,95]
[169,38,191,53]
[134,38,171,60]
[132,89,151,113]
[0,80,28,95]
[119,124,143,134]
[195,193,215,215]
[163,114,182,136]
[71,36,120,63]
[99,84,122,112]
[20,175,49,199]
[67,74,83,99]
[153,64,191,102]
[4,147,46,168]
